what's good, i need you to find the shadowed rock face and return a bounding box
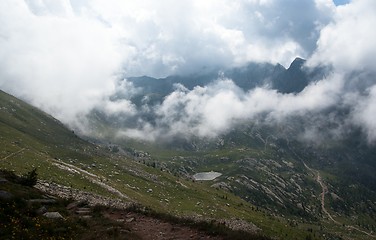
[272,57,308,93]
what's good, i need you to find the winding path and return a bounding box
[302,163,335,221]
[315,170,339,224]
[1,148,25,161]
[50,158,129,199]
[303,162,375,238]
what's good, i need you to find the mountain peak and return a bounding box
[288,57,306,70]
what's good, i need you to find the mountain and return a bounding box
[0,89,317,239]
[2,85,374,239]
[272,57,308,93]
[126,57,326,100]
[2,54,376,239]
[80,58,376,239]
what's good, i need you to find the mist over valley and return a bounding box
[1,1,376,239]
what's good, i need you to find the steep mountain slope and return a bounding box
[0,89,320,239]
[1,89,247,212]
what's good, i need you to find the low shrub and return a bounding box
[19,168,38,187]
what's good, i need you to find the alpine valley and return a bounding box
[1,58,375,240]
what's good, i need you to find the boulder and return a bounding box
[43,212,64,219]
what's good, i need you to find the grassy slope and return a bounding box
[0,89,317,239]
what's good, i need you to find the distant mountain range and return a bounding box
[127,57,327,98]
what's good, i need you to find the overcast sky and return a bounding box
[1,0,376,143]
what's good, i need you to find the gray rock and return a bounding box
[36,206,48,215]
[43,212,64,219]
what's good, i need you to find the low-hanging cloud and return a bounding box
[308,0,376,142]
[121,74,344,141]
[117,0,376,143]
[1,0,376,144]
[352,86,376,143]
[0,0,127,125]
[308,0,376,72]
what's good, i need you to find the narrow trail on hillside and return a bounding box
[286,145,376,238]
[303,162,339,224]
[1,148,25,161]
[287,147,337,223]
[28,149,130,201]
[49,158,130,200]
[303,162,376,238]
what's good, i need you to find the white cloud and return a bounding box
[308,0,376,72]
[353,86,376,143]
[0,0,332,126]
[24,0,332,76]
[0,0,129,125]
[1,0,376,143]
[120,74,344,141]
[307,0,376,142]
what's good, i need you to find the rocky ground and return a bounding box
[33,180,265,239]
[103,210,224,240]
